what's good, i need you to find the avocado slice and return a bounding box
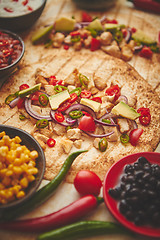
[80,98,101,112]
[55,17,76,32]
[132,29,156,45]
[111,102,141,120]
[104,23,125,31]
[49,90,70,110]
[18,83,41,98]
[32,25,53,45]
[87,19,103,31]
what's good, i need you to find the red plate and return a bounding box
[103,152,160,238]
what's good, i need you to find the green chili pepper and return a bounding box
[69,110,83,119]
[37,220,131,240]
[54,85,68,93]
[5,94,17,105]
[71,35,81,43]
[120,133,129,144]
[45,40,53,48]
[70,87,82,96]
[66,126,72,131]
[79,74,89,88]
[114,30,123,43]
[1,150,87,221]
[98,137,108,152]
[39,94,49,106]
[88,28,98,38]
[36,119,49,129]
[19,114,26,120]
[102,119,111,124]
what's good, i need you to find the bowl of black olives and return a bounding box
[103,152,160,237]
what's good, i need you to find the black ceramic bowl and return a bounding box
[0,0,47,32]
[0,29,25,80]
[0,124,46,213]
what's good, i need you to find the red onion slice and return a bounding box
[50,110,76,127]
[125,28,132,43]
[24,98,52,120]
[9,97,20,108]
[117,95,128,104]
[82,130,114,138]
[65,104,96,119]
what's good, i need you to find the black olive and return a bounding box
[134,170,144,179]
[133,162,141,170]
[143,163,151,172]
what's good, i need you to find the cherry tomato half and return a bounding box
[105,85,120,101]
[90,38,101,51]
[55,112,65,122]
[81,11,92,22]
[129,128,143,146]
[78,115,95,132]
[19,84,29,91]
[74,170,102,196]
[91,97,102,104]
[49,76,63,86]
[80,90,92,99]
[47,138,56,147]
[30,91,42,101]
[17,97,25,109]
[139,46,153,59]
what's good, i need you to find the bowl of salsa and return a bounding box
[0,29,25,79]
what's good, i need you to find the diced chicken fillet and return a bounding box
[53,32,65,48]
[67,128,81,140]
[61,138,73,153]
[84,35,92,48]
[100,32,112,46]
[35,75,48,88]
[74,139,83,149]
[121,46,133,61]
[54,124,66,136]
[93,138,100,149]
[44,84,55,95]
[101,45,121,59]
[117,118,130,134]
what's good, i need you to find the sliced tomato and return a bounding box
[81,11,92,22]
[17,98,25,109]
[69,93,78,103]
[105,85,120,101]
[78,115,95,132]
[82,111,91,116]
[137,107,151,126]
[90,38,101,51]
[30,91,42,101]
[139,46,153,59]
[80,90,92,99]
[55,112,65,122]
[106,19,118,24]
[129,128,143,146]
[91,97,102,104]
[19,84,29,91]
[58,101,71,112]
[47,138,56,147]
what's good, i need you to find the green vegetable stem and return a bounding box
[37,220,132,240]
[1,150,87,221]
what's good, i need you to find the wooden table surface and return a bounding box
[0,0,160,239]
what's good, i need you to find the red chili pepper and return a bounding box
[55,112,65,122]
[19,84,29,91]
[64,44,70,50]
[90,38,101,51]
[22,0,29,6]
[106,19,118,24]
[0,195,103,232]
[128,0,160,13]
[137,107,151,126]
[47,138,56,147]
[91,97,102,104]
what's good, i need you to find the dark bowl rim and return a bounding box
[0,29,25,72]
[0,124,46,210]
[0,0,47,19]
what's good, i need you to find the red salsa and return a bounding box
[0,31,23,69]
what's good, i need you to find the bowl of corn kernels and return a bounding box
[0,124,45,212]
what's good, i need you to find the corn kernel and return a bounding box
[27,167,38,175]
[20,177,28,188]
[30,150,38,159]
[0,131,5,138]
[13,166,23,175]
[16,190,25,199]
[27,175,35,182]
[13,136,21,144]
